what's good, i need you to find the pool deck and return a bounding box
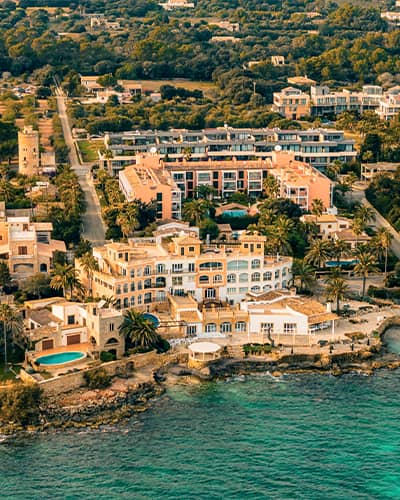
[32,343,90,359]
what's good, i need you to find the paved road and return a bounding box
[55,90,106,246]
[350,183,400,258]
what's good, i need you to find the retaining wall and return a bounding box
[20,350,185,396]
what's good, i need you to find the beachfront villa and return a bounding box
[23,298,125,361]
[76,223,292,308]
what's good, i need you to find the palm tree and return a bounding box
[305,239,332,268]
[311,198,324,216]
[50,263,82,299]
[351,217,365,247]
[354,205,375,229]
[196,185,216,201]
[269,215,294,255]
[263,175,280,199]
[0,305,22,372]
[332,239,351,269]
[291,259,316,293]
[354,248,379,298]
[182,199,208,226]
[372,227,393,278]
[80,253,99,296]
[119,309,161,351]
[325,276,349,313]
[0,177,16,203]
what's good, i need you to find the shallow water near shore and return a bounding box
[2,368,400,500]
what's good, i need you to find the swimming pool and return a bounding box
[143,313,160,328]
[223,209,248,217]
[36,351,86,366]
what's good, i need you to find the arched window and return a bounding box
[199,275,209,284]
[263,284,272,292]
[130,282,135,292]
[235,321,246,332]
[251,286,260,293]
[105,338,119,345]
[251,259,261,269]
[221,322,232,333]
[156,277,166,287]
[239,273,248,283]
[115,299,121,309]
[263,271,272,281]
[116,286,121,295]
[137,281,142,290]
[227,274,236,283]
[144,278,152,289]
[199,262,223,270]
[275,283,280,289]
[144,292,152,303]
[213,274,223,283]
[282,280,287,288]
[251,272,261,282]
[205,323,217,333]
[227,260,248,271]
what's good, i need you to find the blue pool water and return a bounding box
[224,209,248,217]
[36,351,86,366]
[142,313,160,328]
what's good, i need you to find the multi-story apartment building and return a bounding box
[100,127,357,176]
[376,90,400,120]
[268,152,334,211]
[76,222,292,310]
[310,85,383,116]
[0,203,66,279]
[118,151,332,204]
[272,87,311,119]
[119,160,182,219]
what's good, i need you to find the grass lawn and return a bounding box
[77,140,102,162]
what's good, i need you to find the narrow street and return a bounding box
[55,89,106,246]
[350,183,400,258]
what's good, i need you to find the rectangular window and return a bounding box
[156,192,163,201]
[109,323,114,331]
[187,325,197,335]
[261,322,274,333]
[239,287,248,293]
[284,323,297,334]
[172,263,183,273]
[67,315,75,325]
[18,246,28,256]
[188,263,195,272]
[227,287,236,294]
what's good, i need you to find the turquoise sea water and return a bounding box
[1,330,400,500]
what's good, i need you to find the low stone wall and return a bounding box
[35,350,186,396]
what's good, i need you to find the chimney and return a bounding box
[326,302,332,313]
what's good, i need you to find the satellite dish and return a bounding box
[274,145,282,152]
[150,146,157,154]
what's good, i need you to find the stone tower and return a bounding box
[18,126,40,176]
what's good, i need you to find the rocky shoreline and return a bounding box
[2,342,400,441]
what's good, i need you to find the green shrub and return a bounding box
[0,382,42,426]
[83,368,111,389]
[100,351,116,362]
